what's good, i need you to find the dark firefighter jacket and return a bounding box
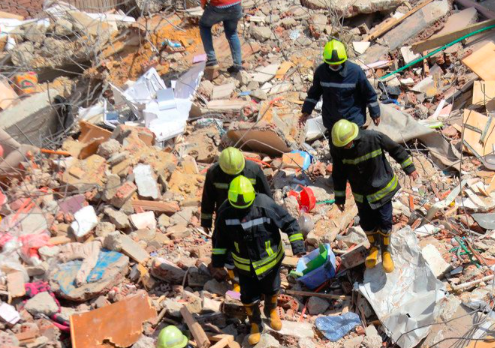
[331,129,416,210]
[212,194,305,280]
[302,61,380,130]
[201,160,272,228]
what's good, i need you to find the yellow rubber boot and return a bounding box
[263,294,282,331]
[365,231,379,269]
[227,269,241,293]
[244,303,262,345]
[379,230,395,273]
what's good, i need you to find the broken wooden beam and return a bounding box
[365,0,434,41]
[180,306,211,348]
[411,19,495,53]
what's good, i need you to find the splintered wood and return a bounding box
[71,292,157,348]
[462,109,495,158]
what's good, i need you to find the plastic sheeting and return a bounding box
[369,104,461,170]
[357,226,446,348]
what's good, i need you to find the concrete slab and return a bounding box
[0,89,60,147]
[431,7,478,39]
[382,0,450,50]
[300,0,402,17]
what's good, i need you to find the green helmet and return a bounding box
[228,175,256,209]
[331,119,359,147]
[323,39,348,65]
[157,326,188,348]
[219,147,245,175]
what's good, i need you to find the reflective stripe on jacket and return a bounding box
[201,161,272,228]
[212,194,305,279]
[302,61,380,130]
[331,130,416,209]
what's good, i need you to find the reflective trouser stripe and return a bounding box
[289,233,304,242]
[342,149,382,165]
[212,248,227,255]
[320,82,356,88]
[201,213,212,219]
[213,183,229,189]
[353,192,363,203]
[335,190,345,197]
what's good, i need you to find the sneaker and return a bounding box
[227,65,244,74]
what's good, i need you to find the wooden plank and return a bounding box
[180,306,210,348]
[365,0,434,41]
[462,109,495,157]
[210,336,234,348]
[131,200,179,214]
[462,42,495,81]
[7,271,25,298]
[412,19,495,53]
[284,289,349,300]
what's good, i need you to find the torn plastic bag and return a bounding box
[315,312,361,342]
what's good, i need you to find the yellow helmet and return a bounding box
[323,39,348,65]
[228,175,256,209]
[157,326,188,348]
[219,147,245,175]
[332,119,359,147]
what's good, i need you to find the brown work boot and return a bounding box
[244,302,262,345]
[365,230,379,269]
[204,64,219,81]
[263,294,282,331]
[379,230,395,273]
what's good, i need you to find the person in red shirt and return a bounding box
[199,0,243,75]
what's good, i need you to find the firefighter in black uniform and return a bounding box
[212,176,305,345]
[201,147,272,291]
[331,119,419,273]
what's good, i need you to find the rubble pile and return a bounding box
[1,0,495,347]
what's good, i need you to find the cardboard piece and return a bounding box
[462,42,495,81]
[463,109,495,158]
[71,292,156,348]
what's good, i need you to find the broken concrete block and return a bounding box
[151,258,186,284]
[204,279,229,296]
[39,246,61,261]
[111,182,137,208]
[167,225,191,239]
[252,89,268,100]
[104,207,131,230]
[211,83,236,100]
[104,232,150,263]
[130,211,157,230]
[25,292,59,317]
[382,0,450,50]
[422,244,451,279]
[158,214,171,229]
[253,334,280,348]
[252,64,280,83]
[267,320,314,338]
[300,0,401,17]
[95,221,116,238]
[97,139,121,159]
[133,164,159,199]
[400,46,421,64]
[353,41,370,54]
[202,297,222,313]
[251,26,273,42]
[307,296,330,315]
[70,205,98,239]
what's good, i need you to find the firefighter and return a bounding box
[331,120,419,273]
[201,147,272,291]
[299,39,381,131]
[211,176,305,345]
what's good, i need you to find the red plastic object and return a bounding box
[287,186,316,213]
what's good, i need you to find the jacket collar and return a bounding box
[326,61,348,77]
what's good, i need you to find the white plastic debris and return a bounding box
[70,206,98,238]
